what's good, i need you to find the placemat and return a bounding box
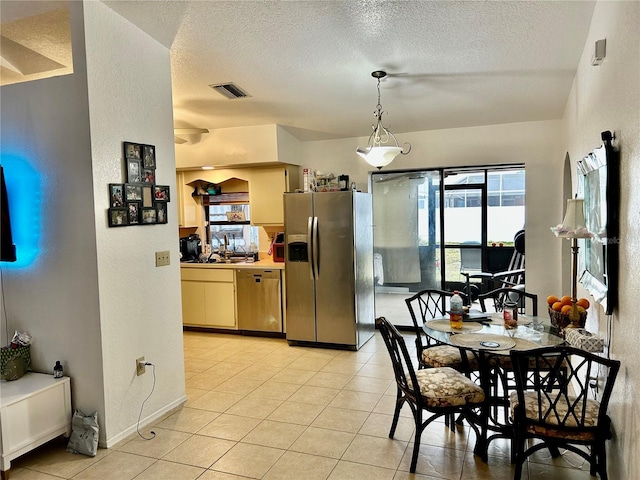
[425,319,483,333]
[509,337,542,351]
[449,333,517,350]
[485,337,543,354]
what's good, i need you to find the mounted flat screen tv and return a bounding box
[1,166,17,262]
[577,131,618,314]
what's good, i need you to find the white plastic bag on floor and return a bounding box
[66,410,99,457]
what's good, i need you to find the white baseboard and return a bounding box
[100,395,188,449]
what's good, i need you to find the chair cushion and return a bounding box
[421,345,478,370]
[410,367,485,408]
[509,390,600,441]
[492,355,568,371]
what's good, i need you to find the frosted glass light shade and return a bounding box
[356,146,403,169]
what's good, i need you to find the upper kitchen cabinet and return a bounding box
[249,165,299,226]
[174,124,302,170]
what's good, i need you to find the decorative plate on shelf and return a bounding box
[226,211,246,222]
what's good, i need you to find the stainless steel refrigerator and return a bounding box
[284,191,375,349]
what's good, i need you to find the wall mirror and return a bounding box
[577,131,618,314]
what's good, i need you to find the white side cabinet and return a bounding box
[0,373,72,475]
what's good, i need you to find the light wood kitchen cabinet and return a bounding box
[249,165,299,226]
[181,268,236,328]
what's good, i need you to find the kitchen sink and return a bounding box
[181,257,255,264]
[218,257,254,264]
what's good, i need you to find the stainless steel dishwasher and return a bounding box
[236,269,282,332]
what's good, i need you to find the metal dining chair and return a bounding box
[376,317,487,473]
[405,289,477,371]
[462,230,526,304]
[478,287,538,316]
[405,289,480,431]
[510,346,620,480]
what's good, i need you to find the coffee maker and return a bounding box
[179,234,202,262]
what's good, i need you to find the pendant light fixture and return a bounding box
[356,70,411,169]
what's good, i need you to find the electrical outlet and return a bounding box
[136,356,146,376]
[155,251,170,267]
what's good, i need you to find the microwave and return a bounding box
[272,232,285,262]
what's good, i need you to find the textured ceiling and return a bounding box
[2,1,597,142]
[0,2,72,85]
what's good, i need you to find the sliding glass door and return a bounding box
[371,171,440,325]
[442,180,486,294]
[371,165,525,327]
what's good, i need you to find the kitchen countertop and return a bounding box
[180,258,285,270]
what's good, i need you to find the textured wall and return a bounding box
[0,1,105,432]
[0,0,185,447]
[300,119,565,315]
[83,1,185,445]
[561,2,640,478]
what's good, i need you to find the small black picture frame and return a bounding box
[124,142,141,160]
[154,185,170,202]
[142,144,156,169]
[142,185,153,208]
[109,183,124,207]
[156,202,168,224]
[142,168,155,184]
[127,159,141,183]
[108,208,128,227]
[141,208,157,224]
[125,183,142,201]
[128,202,141,225]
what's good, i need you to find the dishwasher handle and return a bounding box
[237,270,279,281]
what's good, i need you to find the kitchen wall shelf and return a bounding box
[203,192,250,205]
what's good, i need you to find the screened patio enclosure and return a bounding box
[371,166,526,327]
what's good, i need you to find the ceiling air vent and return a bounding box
[209,82,250,99]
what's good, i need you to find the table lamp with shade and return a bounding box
[551,197,592,328]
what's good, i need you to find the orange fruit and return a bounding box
[577,298,590,309]
[560,296,573,306]
[577,305,586,314]
[552,301,563,312]
[561,305,572,315]
[546,295,559,306]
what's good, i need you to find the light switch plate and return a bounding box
[155,251,170,267]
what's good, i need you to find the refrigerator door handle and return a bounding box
[312,216,319,279]
[308,216,315,280]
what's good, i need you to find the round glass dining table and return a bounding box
[422,314,566,353]
[422,314,566,463]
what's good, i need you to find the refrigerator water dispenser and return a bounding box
[287,234,309,262]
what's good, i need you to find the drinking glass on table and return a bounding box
[503,301,518,329]
[530,316,544,332]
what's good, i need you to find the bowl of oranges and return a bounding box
[546,295,589,332]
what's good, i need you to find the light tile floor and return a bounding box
[9,330,596,479]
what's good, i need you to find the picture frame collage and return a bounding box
[108,142,170,227]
